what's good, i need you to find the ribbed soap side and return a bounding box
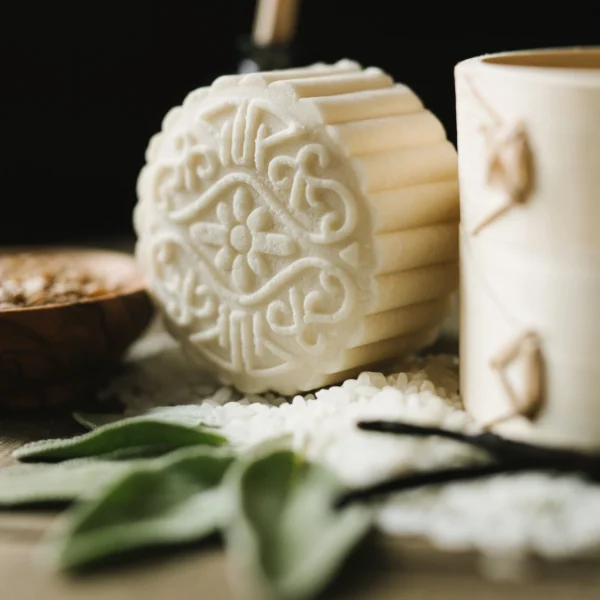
[287,68,459,356]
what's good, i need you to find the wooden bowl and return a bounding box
[0,248,154,411]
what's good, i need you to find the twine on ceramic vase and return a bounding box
[457,76,545,428]
[462,76,535,236]
[460,229,546,428]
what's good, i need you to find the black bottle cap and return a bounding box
[236,35,294,73]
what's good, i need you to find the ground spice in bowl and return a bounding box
[0,248,153,410]
[0,253,120,310]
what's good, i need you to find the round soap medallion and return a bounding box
[135,61,459,394]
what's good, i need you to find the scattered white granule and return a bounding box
[98,331,600,566]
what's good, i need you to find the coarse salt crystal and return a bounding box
[100,331,600,569]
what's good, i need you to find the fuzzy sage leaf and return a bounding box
[0,460,138,507]
[73,412,125,430]
[73,405,211,431]
[0,444,217,507]
[227,449,372,600]
[49,447,235,570]
[13,418,226,463]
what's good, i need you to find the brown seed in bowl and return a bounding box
[0,248,155,411]
[0,252,122,309]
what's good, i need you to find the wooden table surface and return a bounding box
[1,239,599,599]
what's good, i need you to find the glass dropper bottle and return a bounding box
[237,0,301,73]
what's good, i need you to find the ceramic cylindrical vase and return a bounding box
[455,47,600,451]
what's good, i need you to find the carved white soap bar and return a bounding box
[135,60,459,394]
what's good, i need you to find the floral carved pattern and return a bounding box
[191,188,296,293]
[136,91,373,390]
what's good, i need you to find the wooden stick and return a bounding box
[252,0,300,47]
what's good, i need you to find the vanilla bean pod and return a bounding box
[336,464,529,509]
[336,420,600,508]
[358,421,600,472]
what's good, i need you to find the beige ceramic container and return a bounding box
[455,47,600,450]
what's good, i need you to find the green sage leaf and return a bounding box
[73,405,210,431]
[0,460,136,506]
[49,447,236,570]
[73,412,124,430]
[227,449,373,600]
[13,418,227,463]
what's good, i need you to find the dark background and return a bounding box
[2,2,598,246]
